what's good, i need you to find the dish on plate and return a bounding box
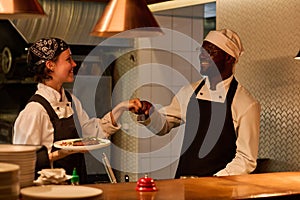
[21,185,103,199]
[53,137,110,151]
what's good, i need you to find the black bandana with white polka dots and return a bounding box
[29,38,69,65]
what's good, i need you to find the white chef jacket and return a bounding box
[13,83,120,153]
[146,76,261,176]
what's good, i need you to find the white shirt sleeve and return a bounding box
[144,83,195,135]
[214,86,261,176]
[13,102,54,153]
[71,94,120,138]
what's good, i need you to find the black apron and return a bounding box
[175,77,238,178]
[29,91,87,184]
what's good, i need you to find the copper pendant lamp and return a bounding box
[0,0,46,19]
[90,0,164,38]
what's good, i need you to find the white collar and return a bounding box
[197,75,234,102]
[36,83,68,103]
[203,75,233,91]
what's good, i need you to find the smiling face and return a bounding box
[199,41,235,80]
[45,48,77,90]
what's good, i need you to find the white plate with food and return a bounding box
[21,185,103,199]
[53,137,110,151]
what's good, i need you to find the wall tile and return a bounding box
[217,0,300,172]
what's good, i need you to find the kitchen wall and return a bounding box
[217,0,300,172]
[111,4,216,181]
[134,8,205,180]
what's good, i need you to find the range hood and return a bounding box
[11,0,168,45]
[11,0,107,45]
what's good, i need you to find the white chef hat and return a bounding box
[204,29,244,63]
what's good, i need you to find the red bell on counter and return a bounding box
[136,174,158,192]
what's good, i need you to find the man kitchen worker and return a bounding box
[132,29,261,178]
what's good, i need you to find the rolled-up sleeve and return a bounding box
[143,84,193,135]
[72,95,120,138]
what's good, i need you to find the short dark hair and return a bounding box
[28,54,59,83]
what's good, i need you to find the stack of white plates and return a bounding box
[0,162,20,200]
[0,145,37,188]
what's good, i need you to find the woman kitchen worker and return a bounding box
[13,38,141,184]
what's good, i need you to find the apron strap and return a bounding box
[225,77,238,106]
[194,78,206,95]
[64,90,83,137]
[28,94,58,122]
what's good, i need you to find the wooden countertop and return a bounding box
[87,172,300,199]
